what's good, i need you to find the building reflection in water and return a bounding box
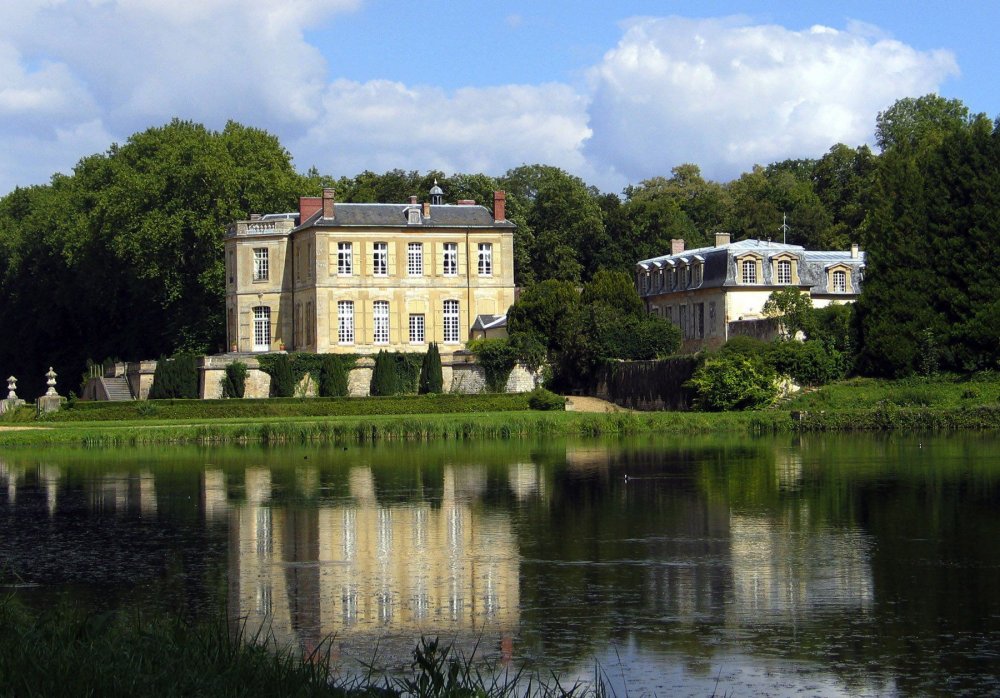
[228,465,520,659]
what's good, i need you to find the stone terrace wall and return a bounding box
[194,353,538,399]
[593,357,699,411]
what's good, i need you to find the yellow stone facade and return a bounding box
[225,190,515,355]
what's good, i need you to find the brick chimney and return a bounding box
[715,232,731,248]
[422,201,431,218]
[322,188,336,219]
[493,190,506,222]
[671,238,685,255]
[299,196,322,222]
[409,195,418,205]
[457,199,476,205]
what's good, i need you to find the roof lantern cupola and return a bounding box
[429,179,444,206]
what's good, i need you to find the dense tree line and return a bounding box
[1,95,998,395]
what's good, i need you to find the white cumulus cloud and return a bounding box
[585,16,960,183]
[291,78,592,179]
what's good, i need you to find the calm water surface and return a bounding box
[3,434,1000,696]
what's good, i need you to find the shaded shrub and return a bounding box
[418,343,444,394]
[268,354,296,398]
[468,338,517,393]
[148,353,199,400]
[768,340,847,386]
[528,387,565,411]
[687,354,778,411]
[318,355,349,397]
[221,362,247,399]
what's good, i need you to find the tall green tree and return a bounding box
[856,97,999,375]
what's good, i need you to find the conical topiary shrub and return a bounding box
[419,342,444,394]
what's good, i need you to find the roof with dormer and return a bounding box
[293,203,514,231]
[635,238,865,297]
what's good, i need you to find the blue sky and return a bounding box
[0,1,994,196]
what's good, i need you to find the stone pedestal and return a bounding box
[0,398,25,415]
[37,395,64,413]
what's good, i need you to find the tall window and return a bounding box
[832,270,847,292]
[477,243,492,276]
[407,242,423,276]
[253,306,270,351]
[337,301,354,344]
[777,259,792,284]
[409,314,425,344]
[338,242,352,275]
[680,267,688,288]
[373,242,387,276]
[253,248,269,281]
[741,259,757,284]
[693,264,703,286]
[443,300,460,343]
[373,301,389,344]
[443,242,458,276]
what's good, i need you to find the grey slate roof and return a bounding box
[295,203,513,231]
[636,239,865,297]
[471,314,508,331]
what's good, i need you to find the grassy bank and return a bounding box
[0,596,582,697]
[4,405,1000,448]
[4,375,1000,447]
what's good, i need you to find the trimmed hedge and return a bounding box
[47,393,533,421]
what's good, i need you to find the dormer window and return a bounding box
[692,263,703,287]
[406,208,421,225]
[826,264,854,293]
[735,253,763,285]
[770,253,799,286]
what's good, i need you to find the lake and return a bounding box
[3,434,1000,696]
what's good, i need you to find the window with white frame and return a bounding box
[337,242,352,275]
[777,259,792,284]
[253,248,269,281]
[373,242,387,276]
[253,306,271,351]
[407,242,423,276]
[693,264,703,286]
[337,301,354,344]
[443,242,458,276]
[741,259,757,284]
[373,300,389,344]
[680,266,688,288]
[477,243,492,276]
[443,300,459,343]
[832,269,847,293]
[409,314,425,344]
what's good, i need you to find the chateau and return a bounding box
[225,186,515,354]
[636,234,865,352]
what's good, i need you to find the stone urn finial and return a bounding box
[45,367,58,397]
[6,375,17,400]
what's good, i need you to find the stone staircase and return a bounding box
[101,375,134,401]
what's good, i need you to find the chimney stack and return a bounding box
[715,232,731,248]
[322,188,336,219]
[493,190,506,223]
[851,242,859,259]
[299,196,322,221]
[409,195,418,205]
[422,201,430,218]
[671,238,685,255]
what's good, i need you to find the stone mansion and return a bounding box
[636,233,865,352]
[225,186,515,354]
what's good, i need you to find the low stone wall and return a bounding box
[126,360,158,401]
[193,353,539,399]
[593,357,699,411]
[728,317,781,343]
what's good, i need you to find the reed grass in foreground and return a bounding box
[0,596,605,698]
[3,403,1000,448]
